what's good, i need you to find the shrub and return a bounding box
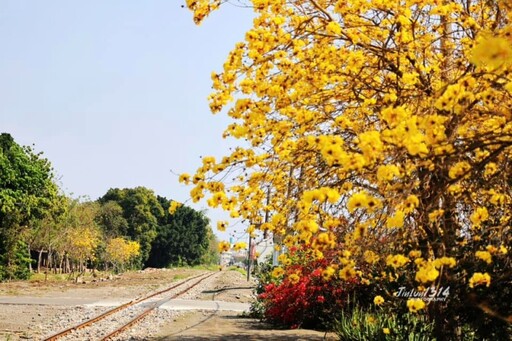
[335,303,437,341]
[254,248,357,329]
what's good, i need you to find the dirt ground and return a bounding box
[166,271,336,340]
[0,268,202,300]
[0,268,204,340]
[0,268,337,340]
[153,311,337,341]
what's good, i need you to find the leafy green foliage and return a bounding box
[98,190,214,269]
[0,133,57,224]
[95,201,128,238]
[335,304,436,341]
[0,240,32,280]
[0,134,219,277]
[200,226,220,265]
[99,187,164,267]
[147,203,212,267]
[0,133,58,280]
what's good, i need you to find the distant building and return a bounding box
[232,249,248,263]
[254,237,273,264]
[219,251,234,267]
[219,235,278,269]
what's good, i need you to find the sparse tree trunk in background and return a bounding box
[37,249,44,273]
[47,250,52,273]
[53,252,58,274]
[65,254,70,273]
[27,244,32,273]
[57,253,62,274]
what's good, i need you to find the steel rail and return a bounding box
[101,272,217,340]
[43,272,212,341]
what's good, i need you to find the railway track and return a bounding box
[43,271,217,341]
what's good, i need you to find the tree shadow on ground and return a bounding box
[151,336,329,340]
[147,313,334,341]
[202,286,255,294]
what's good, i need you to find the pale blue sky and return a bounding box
[0,1,254,240]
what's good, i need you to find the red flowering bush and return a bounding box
[255,247,359,329]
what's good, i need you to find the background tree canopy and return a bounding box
[0,133,219,280]
[0,133,58,280]
[98,187,165,267]
[97,188,217,269]
[147,200,212,267]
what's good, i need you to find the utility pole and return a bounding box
[247,234,252,281]
[247,188,272,280]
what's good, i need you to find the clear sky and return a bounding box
[0,1,254,241]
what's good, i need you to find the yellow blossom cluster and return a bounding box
[475,250,492,264]
[217,220,228,232]
[288,273,300,284]
[347,191,381,213]
[339,265,357,280]
[363,250,380,264]
[373,295,384,306]
[407,299,426,313]
[106,238,140,266]
[414,257,456,283]
[415,261,439,283]
[386,254,410,269]
[470,207,489,228]
[169,200,182,214]
[218,241,230,253]
[272,266,285,278]
[233,241,248,251]
[322,266,336,281]
[469,272,491,288]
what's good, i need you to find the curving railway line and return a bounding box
[43,271,217,341]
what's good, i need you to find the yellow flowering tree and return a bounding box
[105,237,140,272]
[65,225,101,271]
[59,201,102,275]
[184,0,512,338]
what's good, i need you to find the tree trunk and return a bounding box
[27,244,32,273]
[53,252,58,274]
[58,253,64,274]
[65,254,70,273]
[47,250,53,273]
[37,249,44,273]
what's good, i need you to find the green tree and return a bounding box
[0,133,58,280]
[147,201,212,267]
[201,226,220,265]
[30,198,102,276]
[99,187,164,267]
[96,201,129,238]
[26,194,67,273]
